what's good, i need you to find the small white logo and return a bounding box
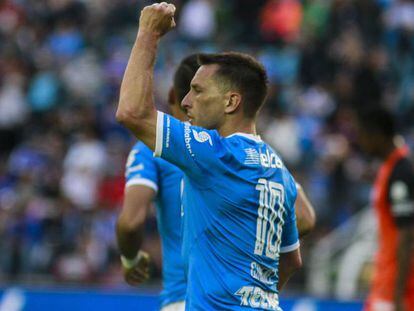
[127,164,144,173]
[125,163,144,177]
[184,123,194,156]
[391,181,409,201]
[244,148,260,165]
[192,129,212,145]
[126,149,139,168]
[390,182,414,216]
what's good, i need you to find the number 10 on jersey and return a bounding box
[255,178,285,260]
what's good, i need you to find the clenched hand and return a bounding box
[139,2,176,37]
[123,251,151,286]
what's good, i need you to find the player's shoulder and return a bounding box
[223,133,263,151]
[222,134,284,163]
[263,143,297,185]
[260,140,291,172]
[391,155,414,181]
[131,140,152,154]
[131,141,153,157]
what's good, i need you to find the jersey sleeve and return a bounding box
[125,142,158,192]
[154,111,222,182]
[280,178,300,253]
[387,158,414,227]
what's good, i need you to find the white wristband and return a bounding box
[120,250,145,269]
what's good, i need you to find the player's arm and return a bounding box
[116,144,159,286]
[277,248,302,291]
[295,183,316,237]
[116,185,154,285]
[278,184,302,291]
[388,159,414,310]
[116,3,176,150]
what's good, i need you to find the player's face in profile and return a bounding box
[181,65,228,129]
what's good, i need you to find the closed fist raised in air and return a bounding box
[139,2,176,37]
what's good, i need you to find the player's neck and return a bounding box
[218,119,257,137]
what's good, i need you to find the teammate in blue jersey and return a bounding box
[116,3,309,309]
[116,55,200,311]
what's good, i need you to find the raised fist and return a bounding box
[139,2,176,37]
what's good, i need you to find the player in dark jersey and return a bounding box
[356,108,414,311]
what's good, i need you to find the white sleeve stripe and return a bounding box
[125,178,158,193]
[154,111,164,157]
[280,241,300,253]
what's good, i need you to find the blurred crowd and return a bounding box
[0,0,413,293]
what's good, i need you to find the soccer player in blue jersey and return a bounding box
[117,3,306,309]
[116,54,200,311]
[116,54,314,309]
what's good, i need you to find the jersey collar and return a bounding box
[226,132,262,143]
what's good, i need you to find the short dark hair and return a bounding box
[198,52,269,119]
[356,107,396,138]
[173,54,200,103]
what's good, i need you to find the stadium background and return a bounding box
[0,0,413,310]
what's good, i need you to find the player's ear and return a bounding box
[225,92,241,114]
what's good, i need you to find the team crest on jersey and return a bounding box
[192,129,212,145]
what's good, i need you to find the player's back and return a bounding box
[126,141,186,307]
[182,134,298,310]
[155,113,300,310]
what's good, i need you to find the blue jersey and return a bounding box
[154,112,299,311]
[125,141,186,307]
